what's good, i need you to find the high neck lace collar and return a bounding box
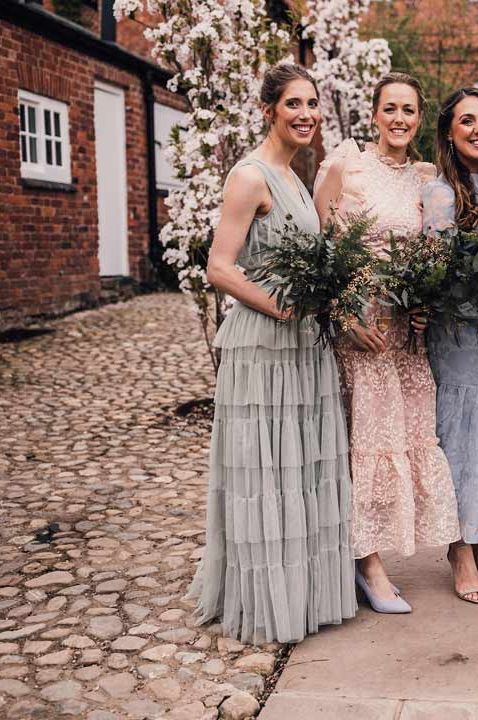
[365,142,411,169]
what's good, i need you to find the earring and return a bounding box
[448,139,455,155]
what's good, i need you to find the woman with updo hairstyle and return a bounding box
[422,87,478,604]
[314,71,460,614]
[187,63,357,644]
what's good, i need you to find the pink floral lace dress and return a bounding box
[314,140,460,558]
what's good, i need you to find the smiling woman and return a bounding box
[371,73,425,163]
[186,63,357,645]
[260,64,320,145]
[422,87,478,605]
[449,96,478,169]
[314,71,460,615]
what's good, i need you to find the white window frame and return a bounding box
[18,90,71,184]
[154,103,187,192]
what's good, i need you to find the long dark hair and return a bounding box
[372,72,426,162]
[437,87,478,230]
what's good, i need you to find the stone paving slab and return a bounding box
[400,701,478,720]
[259,693,399,719]
[259,548,478,719]
[260,695,478,720]
[0,293,278,720]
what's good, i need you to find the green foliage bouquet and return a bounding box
[253,212,380,344]
[380,228,478,351]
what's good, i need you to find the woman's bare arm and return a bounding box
[314,155,386,353]
[313,156,345,227]
[207,165,291,320]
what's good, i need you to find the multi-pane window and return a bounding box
[154,103,187,192]
[18,90,71,184]
[19,103,39,165]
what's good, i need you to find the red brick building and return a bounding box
[0,0,187,329]
[364,0,478,93]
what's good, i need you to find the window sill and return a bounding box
[21,178,76,192]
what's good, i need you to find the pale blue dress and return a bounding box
[422,173,478,543]
[188,158,357,645]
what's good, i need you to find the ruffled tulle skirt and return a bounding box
[187,303,357,645]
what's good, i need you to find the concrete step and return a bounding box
[259,548,478,720]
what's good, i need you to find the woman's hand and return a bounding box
[409,307,428,336]
[348,323,387,354]
[274,306,295,322]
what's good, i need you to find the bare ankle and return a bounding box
[358,553,382,576]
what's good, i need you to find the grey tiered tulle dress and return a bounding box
[188,158,357,645]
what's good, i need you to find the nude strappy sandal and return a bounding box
[447,543,478,604]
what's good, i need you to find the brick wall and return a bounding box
[0,18,179,327]
[363,0,478,90]
[44,0,164,64]
[43,0,100,34]
[116,11,157,61]
[80,3,99,34]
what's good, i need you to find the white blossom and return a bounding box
[113,0,389,371]
[114,0,290,371]
[113,0,143,19]
[303,0,391,152]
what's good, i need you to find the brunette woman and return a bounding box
[314,72,460,613]
[422,87,478,604]
[188,63,356,644]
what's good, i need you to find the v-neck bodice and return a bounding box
[231,157,320,276]
[253,159,307,208]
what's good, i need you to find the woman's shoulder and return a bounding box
[421,174,456,232]
[421,174,455,204]
[226,158,269,192]
[328,138,362,169]
[413,161,437,185]
[316,138,362,184]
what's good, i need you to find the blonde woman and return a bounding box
[314,72,460,613]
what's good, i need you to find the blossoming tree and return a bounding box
[114,0,390,374]
[302,0,391,152]
[114,0,290,373]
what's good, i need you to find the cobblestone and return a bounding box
[0,294,277,719]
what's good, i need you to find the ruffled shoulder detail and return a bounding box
[421,175,456,233]
[323,137,362,168]
[313,138,366,219]
[313,138,361,194]
[414,161,437,186]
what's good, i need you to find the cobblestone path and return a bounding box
[0,293,279,720]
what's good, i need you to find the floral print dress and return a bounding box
[314,140,460,558]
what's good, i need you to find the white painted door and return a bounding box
[94,81,128,276]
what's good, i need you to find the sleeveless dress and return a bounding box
[423,173,478,543]
[313,140,460,559]
[187,158,357,645]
